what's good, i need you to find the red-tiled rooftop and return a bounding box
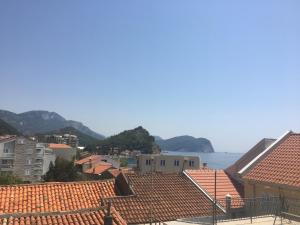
[48,143,72,149]
[226,138,275,179]
[75,155,102,165]
[185,169,244,201]
[105,173,222,224]
[0,180,117,214]
[243,133,300,188]
[0,206,126,225]
[0,135,16,142]
[85,163,113,175]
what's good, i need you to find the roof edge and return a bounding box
[238,130,292,175]
[183,170,226,213]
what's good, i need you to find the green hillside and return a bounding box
[0,119,20,135]
[95,126,160,154]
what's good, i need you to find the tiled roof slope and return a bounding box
[85,163,113,174]
[226,138,275,179]
[0,180,116,214]
[0,135,16,142]
[0,207,126,225]
[244,133,300,188]
[185,169,244,200]
[75,155,102,165]
[105,173,221,224]
[48,143,72,149]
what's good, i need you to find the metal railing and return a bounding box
[216,196,300,223]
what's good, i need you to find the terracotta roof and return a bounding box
[105,173,221,224]
[0,206,126,225]
[75,155,102,165]
[185,169,244,208]
[85,163,113,175]
[48,143,72,149]
[243,133,300,188]
[226,138,275,179]
[0,180,117,214]
[0,135,16,142]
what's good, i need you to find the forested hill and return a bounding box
[155,135,214,153]
[95,126,160,154]
[0,119,20,135]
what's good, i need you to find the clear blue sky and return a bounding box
[1,1,300,152]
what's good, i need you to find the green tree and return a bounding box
[0,172,23,185]
[43,157,81,182]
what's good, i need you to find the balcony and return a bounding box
[0,164,14,171]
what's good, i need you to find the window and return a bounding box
[25,169,31,176]
[160,160,165,166]
[189,160,194,167]
[26,159,32,165]
[146,159,151,166]
[36,148,42,153]
[4,148,9,153]
[174,160,180,166]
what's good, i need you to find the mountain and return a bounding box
[156,135,214,153]
[0,110,104,140]
[96,126,160,154]
[0,118,21,135]
[37,127,99,147]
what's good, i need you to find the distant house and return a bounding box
[240,131,300,200]
[136,154,200,174]
[75,155,103,172]
[48,143,76,161]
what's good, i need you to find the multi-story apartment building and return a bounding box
[43,134,79,148]
[136,154,200,174]
[0,135,56,182]
[0,135,16,174]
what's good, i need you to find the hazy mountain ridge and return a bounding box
[156,135,214,153]
[0,118,21,135]
[0,110,104,140]
[37,127,100,147]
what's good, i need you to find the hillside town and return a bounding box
[1,1,299,224]
[0,130,299,224]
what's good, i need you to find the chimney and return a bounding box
[104,201,113,225]
[89,157,92,169]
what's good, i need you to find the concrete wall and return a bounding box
[52,148,76,161]
[0,139,16,173]
[244,179,300,200]
[14,137,37,182]
[137,154,200,174]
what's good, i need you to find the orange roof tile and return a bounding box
[48,143,72,149]
[0,180,117,215]
[0,206,126,225]
[226,138,275,179]
[75,155,102,165]
[185,169,244,200]
[243,133,300,188]
[185,169,244,208]
[105,173,222,224]
[85,163,113,175]
[0,135,16,142]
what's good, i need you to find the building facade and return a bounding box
[48,143,76,161]
[0,135,56,182]
[136,154,200,174]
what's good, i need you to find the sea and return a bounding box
[163,151,243,169]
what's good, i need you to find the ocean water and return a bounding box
[164,151,243,169]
